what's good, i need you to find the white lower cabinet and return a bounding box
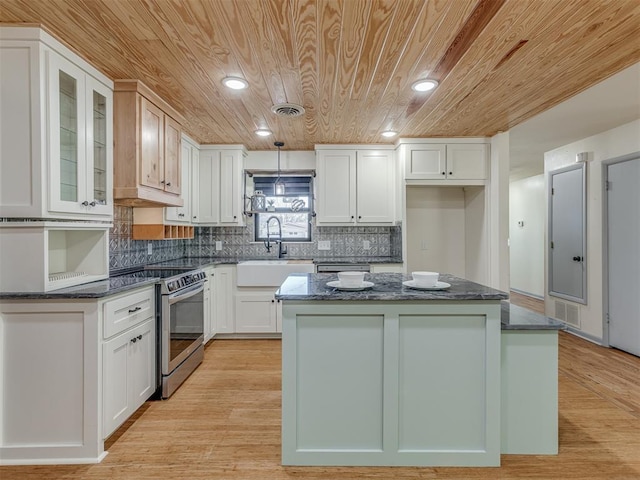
[214,265,236,334]
[0,284,156,465]
[101,286,156,439]
[235,291,281,333]
[102,318,155,438]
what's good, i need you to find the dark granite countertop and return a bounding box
[275,273,508,301]
[0,276,158,300]
[501,302,565,330]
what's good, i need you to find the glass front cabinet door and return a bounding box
[48,53,112,218]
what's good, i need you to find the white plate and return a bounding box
[403,280,451,290]
[327,280,374,291]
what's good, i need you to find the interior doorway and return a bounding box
[605,153,640,357]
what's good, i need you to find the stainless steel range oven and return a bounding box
[157,269,206,398]
[111,267,207,399]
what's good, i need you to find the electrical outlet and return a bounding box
[318,240,331,250]
[363,240,371,250]
[215,240,222,251]
[147,242,153,255]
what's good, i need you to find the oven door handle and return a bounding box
[167,283,205,305]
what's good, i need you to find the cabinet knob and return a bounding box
[358,215,362,219]
[441,172,446,176]
[160,180,165,184]
[351,216,354,220]
[81,200,89,206]
[193,216,197,219]
[449,171,453,175]
[233,215,237,219]
[166,182,172,187]
[131,337,137,343]
[137,334,142,340]
[89,201,97,207]
[271,299,275,303]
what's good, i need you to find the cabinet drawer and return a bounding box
[103,287,155,339]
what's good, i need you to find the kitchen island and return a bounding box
[276,273,561,467]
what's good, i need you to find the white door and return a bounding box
[607,156,640,356]
[549,164,586,303]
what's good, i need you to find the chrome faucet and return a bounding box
[264,215,287,258]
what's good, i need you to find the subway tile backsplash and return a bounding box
[109,206,402,270]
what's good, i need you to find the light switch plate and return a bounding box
[147,242,153,255]
[363,240,371,250]
[318,240,331,250]
[215,240,223,251]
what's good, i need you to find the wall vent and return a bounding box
[553,299,581,327]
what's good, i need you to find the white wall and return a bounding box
[544,119,640,341]
[406,186,467,277]
[509,175,545,298]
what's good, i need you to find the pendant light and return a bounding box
[274,141,285,195]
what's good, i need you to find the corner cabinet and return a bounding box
[0,26,113,220]
[316,146,395,225]
[113,80,184,207]
[401,141,489,183]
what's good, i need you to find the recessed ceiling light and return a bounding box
[381,130,397,138]
[222,76,248,90]
[255,129,272,137]
[411,79,438,92]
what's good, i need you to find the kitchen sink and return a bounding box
[236,260,315,287]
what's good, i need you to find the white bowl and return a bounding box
[412,271,439,287]
[338,271,365,287]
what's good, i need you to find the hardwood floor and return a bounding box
[2,294,639,479]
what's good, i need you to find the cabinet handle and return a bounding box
[128,306,142,313]
[81,200,89,206]
[131,337,137,343]
[178,213,185,217]
[166,182,172,187]
[193,216,197,219]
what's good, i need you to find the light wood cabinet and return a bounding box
[316,147,395,225]
[403,142,488,182]
[165,135,196,224]
[113,80,184,207]
[0,26,113,220]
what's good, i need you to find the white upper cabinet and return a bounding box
[403,142,488,183]
[0,26,113,220]
[196,146,246,226]
[316,147,395,225]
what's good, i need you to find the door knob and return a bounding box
[572,256,583,262]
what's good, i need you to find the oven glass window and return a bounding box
[169,290,204,363]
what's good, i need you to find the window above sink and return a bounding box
[249,175,314,243]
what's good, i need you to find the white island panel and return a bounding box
[398,314,487,452]
[296,314,384,451]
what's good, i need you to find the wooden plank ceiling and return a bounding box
[2,0,639,150]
